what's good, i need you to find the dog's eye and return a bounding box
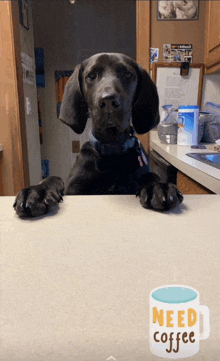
[87,71,97,80]
[122,71,132,79]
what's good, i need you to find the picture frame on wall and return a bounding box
[157,1,199,21]
[18,0,29,30]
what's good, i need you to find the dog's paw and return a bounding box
[13,177,64,217]
[139,182,183,211]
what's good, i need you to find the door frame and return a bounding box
[136,0,151,151]
[136,0,151,72]
[0,1,29,196]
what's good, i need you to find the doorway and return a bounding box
[31,0,136,184]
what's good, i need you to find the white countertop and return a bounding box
[1,195,220,360]
[150,130,220,194]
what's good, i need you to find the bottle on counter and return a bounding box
[177,105,199,146]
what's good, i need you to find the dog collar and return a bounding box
[89,131,137,155]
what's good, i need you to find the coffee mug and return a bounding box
[149,285,210,359]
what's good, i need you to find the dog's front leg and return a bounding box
[139,173,183,211]
[13,176,64,217]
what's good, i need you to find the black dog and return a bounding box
[14,53,183,217]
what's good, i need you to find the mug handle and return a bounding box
[199,305,210,340]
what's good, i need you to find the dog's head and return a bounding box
[59,53,159,142]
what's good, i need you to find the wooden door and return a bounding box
[0,1,29,196]
[205,0,220,73]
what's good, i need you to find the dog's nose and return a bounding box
[99,94,121,111]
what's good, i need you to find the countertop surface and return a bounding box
[1,195,220,360]
[150,130,220,193]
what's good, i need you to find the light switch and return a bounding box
[72,141,80,153]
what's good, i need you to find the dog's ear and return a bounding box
[132,65,160,134]
[59,65,88,134]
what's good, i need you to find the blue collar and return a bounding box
[89,131,137,155]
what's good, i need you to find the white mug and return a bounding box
[149,285,210,359]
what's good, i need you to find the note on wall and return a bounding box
[156,66,201,118]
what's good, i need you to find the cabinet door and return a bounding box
[205,1,220,73]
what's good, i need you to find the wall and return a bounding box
[32,0,136,183]
[19,1,41,185]
[151,1,206,63]
[150,1,220,110]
